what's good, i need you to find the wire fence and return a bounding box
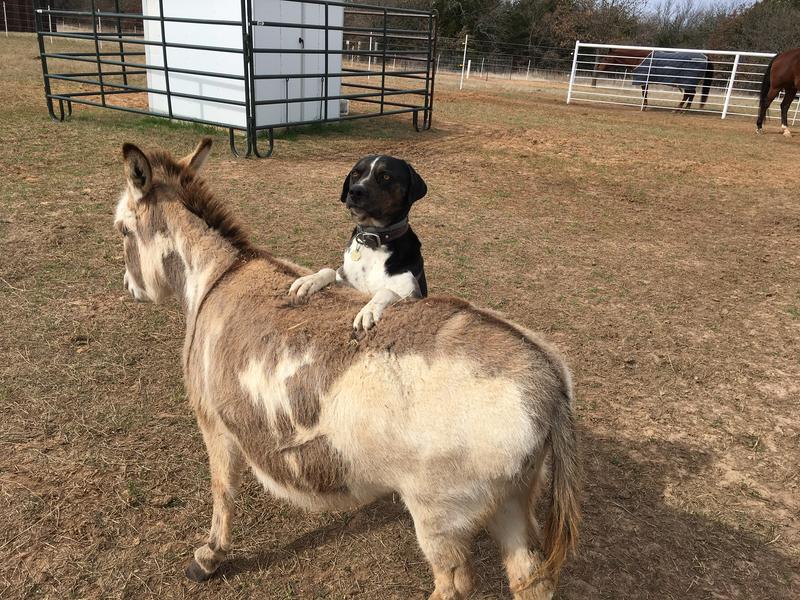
[435,35,574,83]
[3,0,37,33]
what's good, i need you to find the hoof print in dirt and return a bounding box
[185,559,215,583]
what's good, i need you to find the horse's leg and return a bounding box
[684,91,695,112]
[676,91,689,113]
[488,467,553,600]
[186,412,245,581]
[757,87,780,133]
[780,86,797,137]
[405,495,477,600]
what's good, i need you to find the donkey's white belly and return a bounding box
[319,353,541,492]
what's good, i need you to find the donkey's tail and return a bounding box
[759,56,775,112]
[537,382,582,582]
[700,60,715,108]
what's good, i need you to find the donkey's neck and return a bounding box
[169,223,240,318]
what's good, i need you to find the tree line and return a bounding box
[388,0,800,54]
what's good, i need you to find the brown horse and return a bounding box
[756,47,800,137]
[591,48,650,87]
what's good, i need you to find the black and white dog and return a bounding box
[288,155,428,330]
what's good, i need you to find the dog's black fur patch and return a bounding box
[340,155,428,297]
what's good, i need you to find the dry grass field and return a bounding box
[1,33,799,599]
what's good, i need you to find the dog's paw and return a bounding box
[288,269,336,304]
[289,274,317,298]
[353,301,384,331]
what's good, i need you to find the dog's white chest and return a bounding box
[342,239,391,295]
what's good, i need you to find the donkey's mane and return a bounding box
[148,149,255,255]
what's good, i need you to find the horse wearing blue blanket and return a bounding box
[632,51,715,111]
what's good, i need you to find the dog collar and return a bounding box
[354,218,409,249]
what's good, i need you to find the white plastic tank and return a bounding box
[142,0,343,128]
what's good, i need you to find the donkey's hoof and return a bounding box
[513,578,554,600]
[185,559,216,582]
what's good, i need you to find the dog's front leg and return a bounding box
[288,268,337,302]
[353,288,402,331]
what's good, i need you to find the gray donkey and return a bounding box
[113,138,581,600]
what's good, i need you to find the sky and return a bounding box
[641,0,756,12]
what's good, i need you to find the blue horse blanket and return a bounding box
[631,51,709,92]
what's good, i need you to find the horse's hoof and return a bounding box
[185,559,215,582]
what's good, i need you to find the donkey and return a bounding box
[113,138,581,600]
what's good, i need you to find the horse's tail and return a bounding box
[700,60,714,108]
[537,379,582,582]
[759,56,776,113]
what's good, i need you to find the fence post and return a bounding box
[566,40,580,104]
[466,59,471,79]
[4,2,8,37]
[459,33,468,90]
[480,56,484,76]
[792,91,800,126]
[640,49,654,111]
[436,52,440,74]
[721,53,739,119]
[526,59,530,80]
[367,32,373,80]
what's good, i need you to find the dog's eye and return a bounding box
[351,170,359,179]
[381,173,391,182]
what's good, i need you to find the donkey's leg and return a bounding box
[780,87,797,137]
[488,458,553,600]
[404,496,477,600]
[186,414,245,582]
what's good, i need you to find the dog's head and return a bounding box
[340,155,427,226]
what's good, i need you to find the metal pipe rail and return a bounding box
[566,41,789,122]
[35,0,437,157]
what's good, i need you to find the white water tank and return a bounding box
[142,0,343,128]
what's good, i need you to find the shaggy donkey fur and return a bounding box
[113,138,582,600]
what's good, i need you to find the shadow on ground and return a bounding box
[214,433,796,599]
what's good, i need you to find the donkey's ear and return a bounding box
[181,137,213,172]
[122,143,152,196]
[405,162,427,204]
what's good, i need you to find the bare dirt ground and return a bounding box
[1,34,798,599]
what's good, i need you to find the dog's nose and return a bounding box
[348,184,367,203]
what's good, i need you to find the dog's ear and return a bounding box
[405,163,427,204]
[340,170,351,203]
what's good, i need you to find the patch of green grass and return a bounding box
[272,121,356,141]
[129,116,220,136]
[126,480,146,507]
